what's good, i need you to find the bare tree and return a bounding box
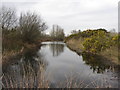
[0,6,17,30]
[50,25,65,41]
[19,12,48,43]
[71,30,78,34]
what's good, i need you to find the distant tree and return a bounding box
[78,29,81,33]
[50,25,56,39]
[50,25,65,41]
[71,30,78,34]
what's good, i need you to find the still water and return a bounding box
[3,42,119,88]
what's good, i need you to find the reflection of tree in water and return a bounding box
[49,42,64,57]
[82,52,115,73]
[20,48,48,75]
[2,47,48,88]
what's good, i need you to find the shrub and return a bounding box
[83,30,110,53]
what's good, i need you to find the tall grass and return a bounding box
[2,62,49,88]
[2,61,116,88]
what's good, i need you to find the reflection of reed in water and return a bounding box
[49,42,64,57]
[2,48,48,88]
[82,52,117,73]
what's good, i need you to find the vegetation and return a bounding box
[2,61,114,88]
[50,25,65,41]
[19,12,47,44]
[83,30,110,53]
[65,29,120,64]
[1,6,48,61]
[1,6,119,89]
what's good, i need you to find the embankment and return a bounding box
[65,38,120,65]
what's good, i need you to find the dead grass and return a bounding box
[2,62,49,88]
[2,62,116,88]
[66,38,84,52]
[100,46,119,65]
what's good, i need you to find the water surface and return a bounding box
[3,42,119,88]
[40,42,119,88]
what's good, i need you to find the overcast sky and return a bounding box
[1,0,119,35]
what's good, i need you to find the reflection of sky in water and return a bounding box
[3,42,119,88]
[40,42,119,88]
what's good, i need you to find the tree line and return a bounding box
[50,25,65,41]
[1,6,65,53]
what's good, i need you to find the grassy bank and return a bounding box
[65,29,120,65]
[66,39,119,65]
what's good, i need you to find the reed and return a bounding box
[2,62,114,88]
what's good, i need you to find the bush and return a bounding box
[83,30,110,53]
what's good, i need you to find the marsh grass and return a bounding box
[2,62,49,88]
[49,72,114,88]
[2,61,115,88]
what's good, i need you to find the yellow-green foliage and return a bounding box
[65,33,80,42]
[83,30,113,53]
[65,29,107,41]
[112,34,120,45]
[66,29,118,54]
[65,29,119,64]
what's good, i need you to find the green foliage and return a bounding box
[112,34,120,46]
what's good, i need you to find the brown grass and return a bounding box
[66,38,84,53]
[2,62,49,88]
[100,46,119,65]
[2,62,116,88]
